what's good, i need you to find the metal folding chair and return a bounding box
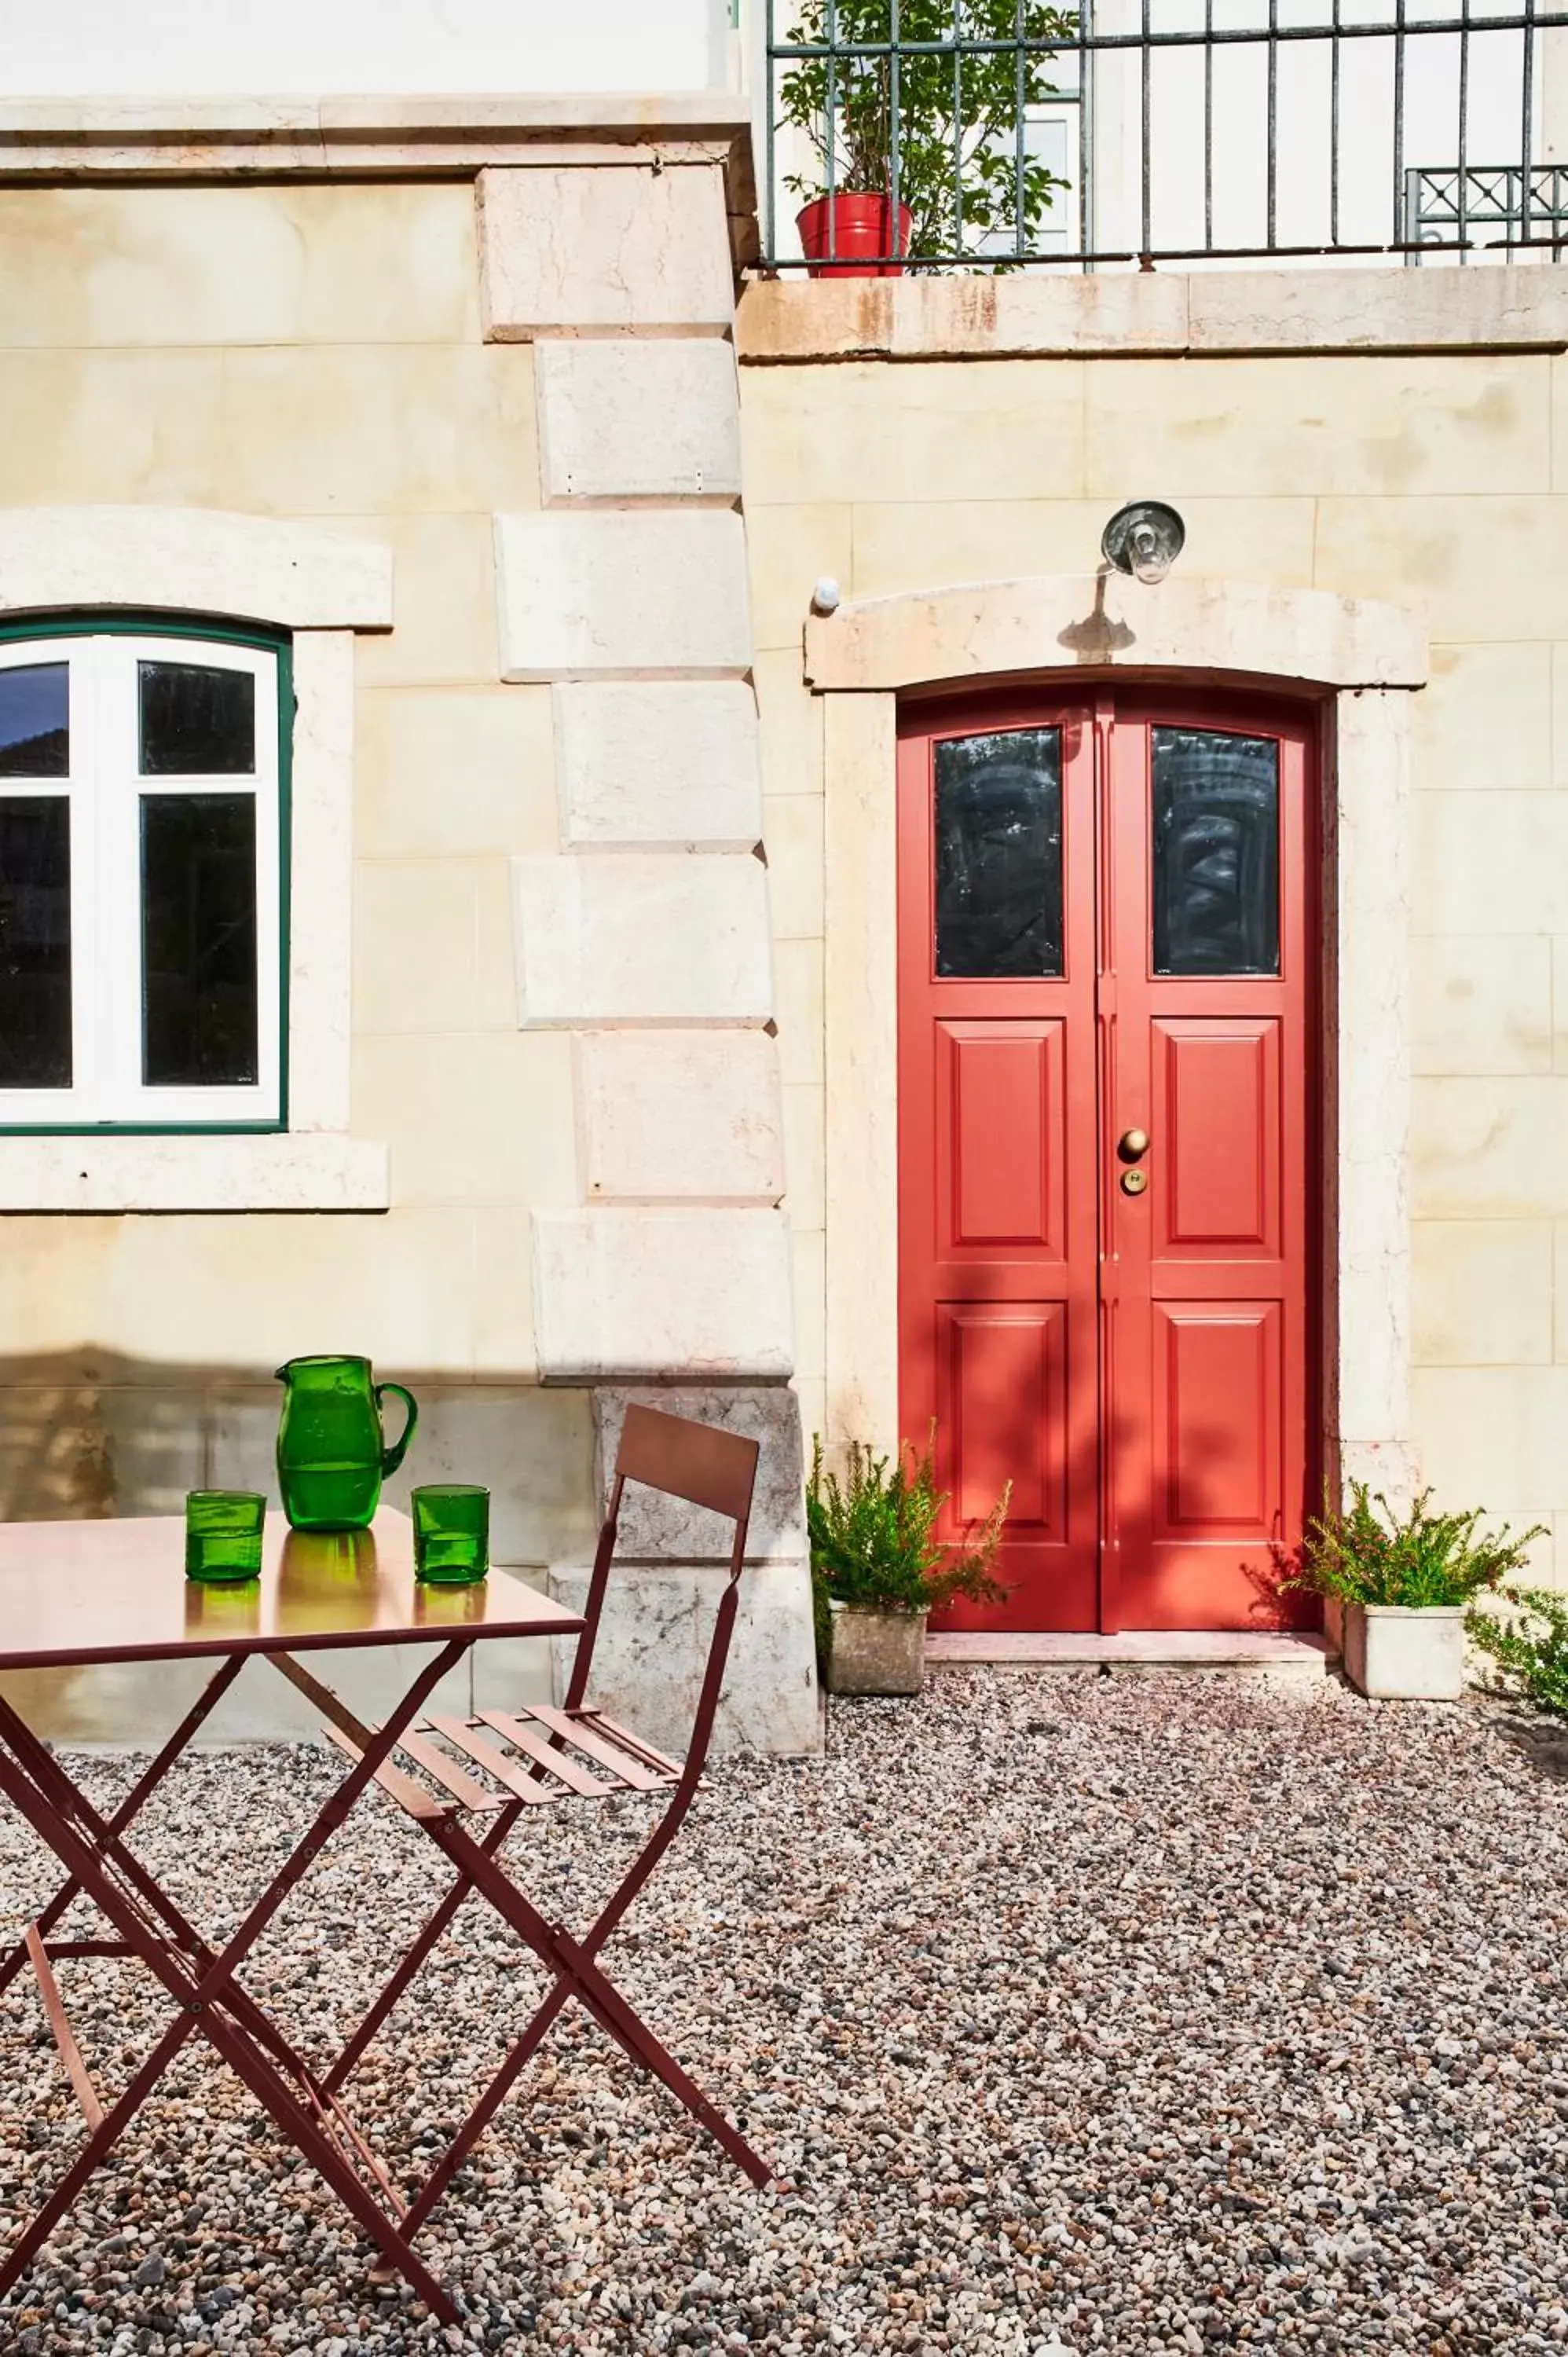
[317,1402,775,2234]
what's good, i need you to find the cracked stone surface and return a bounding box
[2,1671,1566,2353]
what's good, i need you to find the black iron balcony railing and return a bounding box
[762,0,1568,270]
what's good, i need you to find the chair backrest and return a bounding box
[614,1402,760,1527]
[564,1406,761,1732]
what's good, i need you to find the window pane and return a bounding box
[0,797,71,1087]
[139,661,255,775]
[0,664,68,778]
[1152,729,1280,977]
[141,795,258,1086]
[934,727,1064,978]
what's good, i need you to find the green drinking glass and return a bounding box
[412,1485,489,1585]
[185,1490,266,1584]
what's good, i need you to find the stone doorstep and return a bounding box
[925,1629,1334,1679]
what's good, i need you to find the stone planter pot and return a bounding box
[1344,1603,1465,1700]
[822,1600,928,1695]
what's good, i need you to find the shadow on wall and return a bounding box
[0,1361,822,1760]
[0,1351,599,1545]
[0,1356,599,1748]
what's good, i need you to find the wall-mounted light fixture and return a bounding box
[811,576,842,616]
[1101,500,1185,586]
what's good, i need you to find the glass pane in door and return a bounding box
[1152,728,1280,977]
[141,794,258,1085]
[139,661,255,775]
[934,727,1064,977]
[0,797,71,1086]
[0,664,68,777]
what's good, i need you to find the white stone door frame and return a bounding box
[808,570,1428,1510]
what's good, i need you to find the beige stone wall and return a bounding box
[738,295,1567,1585]
[0,155,819,1754]
[0,180,594,1583]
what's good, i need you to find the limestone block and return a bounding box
[823,692,898,1450]
[1415,789,1568,936]
[532,1209,794,1382]
[771,938,825,1087]
[289,629,354,1134]
[1415,642,1552,792]
[764,793,825,941]
[1189,266,1568,356]
[537,339,741,504]
[351,1032,578,1208]
[0,506,391,630]
[1409,1364,1568,1512]
[357,686,559,861]
[1413,1076,1568,1219]
[478,164,734,339]
[1084,354,1551,502]
[806,569,1425,693]
[354,856,517,1036]
[554,681,761,849]
[1411,935,1552,1075]
[495,510,752,680]
[352,513,497,690]
[593,1384,808,1560]
[781,1083,826,1228]
[0,183,482,347]
[735,273,1192,361]
[0,1135,388,1213]
[512,852,774,1027]
[579,1032,785,1204]
[1412,1219,1553,1366]
[544,1561,821,1757]
[739,357,1086,504]
[1315,495,1568,645]
[0,1204,482,1380]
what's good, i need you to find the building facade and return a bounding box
[0,2,1565,1744]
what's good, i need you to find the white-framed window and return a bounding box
[0,625,285,1129]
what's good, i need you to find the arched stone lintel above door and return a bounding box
[810,571,1427,1519]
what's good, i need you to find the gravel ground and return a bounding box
[2,1670,1567,2356]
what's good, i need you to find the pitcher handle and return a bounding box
[375,1382,419,1479]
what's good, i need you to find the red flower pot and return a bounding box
[796,192,913,279]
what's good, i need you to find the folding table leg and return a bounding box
[0,1643,473,2325]
[0,1653,245,1996]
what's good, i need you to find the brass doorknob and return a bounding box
[1117,1127,1151,1163]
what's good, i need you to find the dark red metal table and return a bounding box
[0,1509,585,2326]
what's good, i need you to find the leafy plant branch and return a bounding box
[1281,1482,1546,1611]
[779,0,1078,261]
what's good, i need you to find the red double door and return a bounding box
[897,692,1315,1633]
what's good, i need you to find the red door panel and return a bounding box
[936,1303,1069,1538]
[898,693,1314,1633]
[1156,1020,1280,1256]
[898,706,1099,1631]
[938,1020,1065,1258]
[1106,705,1311,1630]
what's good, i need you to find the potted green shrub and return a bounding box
[808,1431,1009,1695]
[778,0,1076,276]
[1282,1483,1545,1701]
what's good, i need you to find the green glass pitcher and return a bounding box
[274,1355,418,1532]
